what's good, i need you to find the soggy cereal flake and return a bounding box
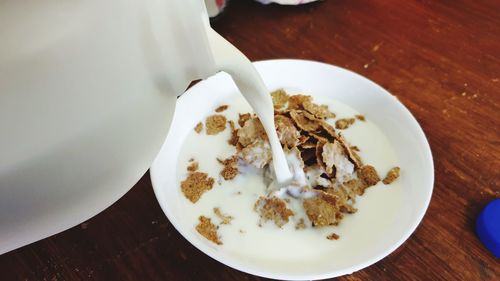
[315,141,328,174]
[254,196,294,228]
[237,117,267,147]
[326,233,340,240]
[275,115,300,148]
[327,185,357,212]
[213,207,233,225]
[335,118,355,130]
[355,114,366,121]
[217,156,238,166]
[288,95,312,110]
[303,191,342,227]
[358,165,380,187]
[271,89,289,109]
[206,115,227,135]
[227,120,239,146]
[215,105,229,113]
[341,184,358,202]
[290,110,321,132]
[336,134,362,169]
[382,167,400,184]
[194,122,203,134]
[196,216,222,245]
[181,172,215,203]
[238,113,252,127]
[303,101,336,119]
[240,140,272,168]
[187,161,199,172]
[217,156,239,180]
[343,179,368,198]
[343,178,368,196]
[322,141,355,183]
[219,168,238,181]
[319,121,338,140]
[309,132,329,144]
[295,218,306,229]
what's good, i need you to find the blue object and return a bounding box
[476,199,500,258]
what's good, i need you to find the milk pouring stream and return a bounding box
[0,0,291,254]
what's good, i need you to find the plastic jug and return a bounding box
[0,0,244,254]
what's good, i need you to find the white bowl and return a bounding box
[150,59,434,280]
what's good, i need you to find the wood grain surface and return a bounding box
[2,0,499,280]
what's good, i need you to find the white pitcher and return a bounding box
[0,0,253,254]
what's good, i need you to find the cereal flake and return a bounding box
[326,233,340,240]
[303,192,343,227]
[194,122,203,134]
[215,105,229,113]
[238,113,252,127]
[213,207,233,225]
[240,140,272,168]
[206,115,227,135]
[288,95,312,110]
[335,118,355,130]
[382,167,400,184]
[196,216,222,245]
[358,165,380,187]
[254,196,294,228]
[275,115,300,148]
[227,120,239,146]
[295,218,306,230]
[237,117,268,147]
[322,141,355,183]
[271,89,289,109]
[355,114,366,121]
[187,161,199,172]
[290,110,321,132]
[217,156,239,180]
[181,172,215,203]
[303,101,336,119]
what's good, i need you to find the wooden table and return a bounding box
[2,0,499,280]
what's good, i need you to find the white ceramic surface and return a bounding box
[150,59,434,280]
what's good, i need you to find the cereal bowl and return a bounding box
[150,59,434,280]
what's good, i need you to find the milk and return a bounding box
[175,92,403,265]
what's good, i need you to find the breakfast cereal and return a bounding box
[182,89,401,245]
